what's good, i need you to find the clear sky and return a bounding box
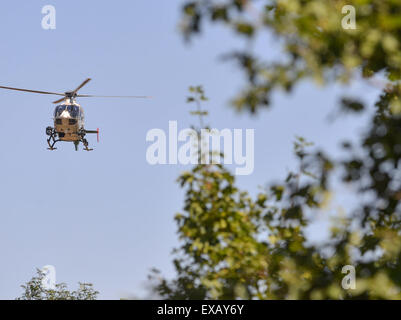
[0,0,381,299]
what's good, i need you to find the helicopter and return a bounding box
[0,78,149,151]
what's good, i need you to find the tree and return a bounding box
[150,1,401,299]
[180,0,401,113]
[17,269,98,300]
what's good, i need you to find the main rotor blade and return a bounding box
[0,85,64,96]
[72,78,92,94]
[53,97,66,104]
[77,94,152,99]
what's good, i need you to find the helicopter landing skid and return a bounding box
[78,131,93,151]
[46,127,95,151]
[81,138,93,152]
[46,127,59,150]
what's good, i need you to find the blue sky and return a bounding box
[0,0,381,299]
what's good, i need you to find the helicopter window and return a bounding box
[54,105,80,118]
[54,105,66,117]
[67,105,79,118]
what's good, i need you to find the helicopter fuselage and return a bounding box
[48,97,97,151]
[53,99,84,142]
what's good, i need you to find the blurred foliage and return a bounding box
[149,87,401,299]
[180,0,401,112]
[149,1,401,299]
[17,269,98,300]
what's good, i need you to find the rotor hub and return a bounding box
[65,91,77,98]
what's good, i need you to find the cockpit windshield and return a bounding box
[54,105,80,118]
